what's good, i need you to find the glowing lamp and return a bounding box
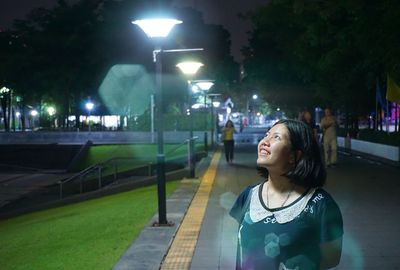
[132,19,182,38]
[176,61,204,75]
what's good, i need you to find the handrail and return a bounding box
[58,137,198,199]
[58,164,100,185]
[165,136,198,156]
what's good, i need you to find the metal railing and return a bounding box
[58,137,198,199]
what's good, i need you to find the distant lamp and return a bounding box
[85,101,94,132]
[0,86,10,94]
[132,19,182,38]
[208,93,222,149]
[85,101,94,112]
[213,101,221,108]
[195,81,214,91]
[176,61,204,75]
[47,106,56,116]
[193,80,214,153]
[30,110,38,117]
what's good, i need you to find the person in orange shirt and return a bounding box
[222,120,236,164]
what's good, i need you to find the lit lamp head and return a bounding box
[30,110,38,117]
[85,101,94,112]
[0,86,10,94]
[132,18,182,38]
[194,80,214,91]
[213,101,221,108]
[176,61,204,76]
[47,106,56,116]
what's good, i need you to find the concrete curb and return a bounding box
[113,154,212,270]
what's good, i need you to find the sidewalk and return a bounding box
[113,144,260,270]
[114,144,400,270]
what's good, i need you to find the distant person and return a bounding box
[222,120,236,164]
[230,119,343,270]
[239,119,244,133]
[320,108,338,168]
[300,111,318,140]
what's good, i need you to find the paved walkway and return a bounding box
[114,144,400,270]
[0,173,73,209]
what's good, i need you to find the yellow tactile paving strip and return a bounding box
[160,150,221,270]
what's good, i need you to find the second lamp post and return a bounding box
[176,61,204,178]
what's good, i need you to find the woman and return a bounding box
[230,119,343,270]
[222,120,236,164]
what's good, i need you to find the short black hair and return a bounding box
[225,120,234,127]
[257,119,326,188]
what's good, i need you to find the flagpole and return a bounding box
[394,102,399,132]
[386,99,389,133]
[375,78,378,131]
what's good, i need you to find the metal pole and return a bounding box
[88,111,91,132]
[204,93,208,154]
[210,97,214,149]
[151,94,155,143]
[188,81,195,178]
[155,47,168,225]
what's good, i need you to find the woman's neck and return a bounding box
[267,174,293,193]
[266,173,307,196]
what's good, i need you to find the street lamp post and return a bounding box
[133,18,182,226]
[85,101,94,132]
[207,94,221,149]
[176,61,204,178]
[47,106,56,129]
[30,109,38,129]
[193,80,214,154]
[246,94,258,126]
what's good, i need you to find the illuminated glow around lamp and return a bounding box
[85,102,94,111]
[47,106,56,116]
[132,19,182,38]
[30,110,38,117]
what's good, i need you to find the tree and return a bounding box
[242,0,400,124]
[0,0,238,131]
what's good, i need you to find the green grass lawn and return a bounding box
[77,143,204,171]
[0,181,179,270]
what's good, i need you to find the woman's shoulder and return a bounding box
[308,188,335,203]
[309,188,342,214]
[239,183,261,197]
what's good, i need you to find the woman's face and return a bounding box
[257,123,294,172]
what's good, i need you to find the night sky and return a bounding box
[0,0,267,61]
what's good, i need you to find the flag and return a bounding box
[376,79,387,110]
[386,75,400,103]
